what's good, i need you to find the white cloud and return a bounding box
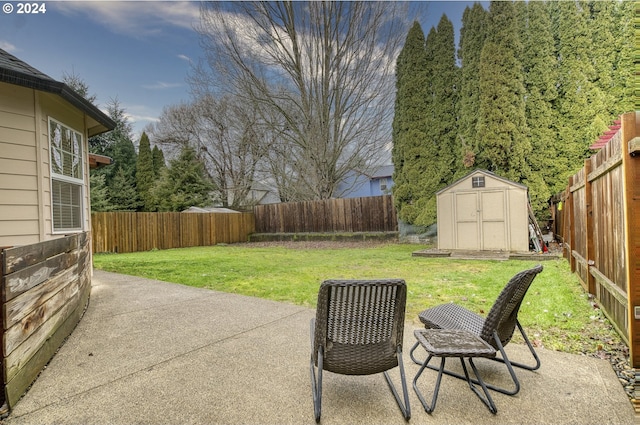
[0,41,18,53]
[177,54,192,63]
[53,1,200,37]
[142,81,183,90]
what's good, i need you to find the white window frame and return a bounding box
[48,117,85,233]
[379,177,388,191]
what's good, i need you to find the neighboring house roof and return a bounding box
[437,169,527,195]
[0,48,115,136]
[370,164,394,179]
[182,206,240,213]
[589,120,621,150]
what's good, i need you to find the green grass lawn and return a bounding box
[93,243,622,355]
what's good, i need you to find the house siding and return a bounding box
[0,82,39,246]
[0,83,92,247]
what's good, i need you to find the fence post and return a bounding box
[566,176,576,272]
[584,159,595,295]
[622,111,640,368]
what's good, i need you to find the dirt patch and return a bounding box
[236,240,399,249]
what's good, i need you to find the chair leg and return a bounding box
[383,346,411,420]
[461,358,497,414]
[410,340,424,365]
[490,320,541,371]
[310,320,323,422]
[412,354,442,413]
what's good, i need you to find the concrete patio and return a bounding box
[4,270,636,425]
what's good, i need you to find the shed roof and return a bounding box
[436,169,527,195]
[0,48,115,137]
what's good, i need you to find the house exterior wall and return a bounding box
[0,82,91,247]
[437,171,529,252]
[338,172,394,198]
[0,82,40,246]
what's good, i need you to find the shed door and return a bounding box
[454,190,508,250]
[455,193,480,250]
[480,190,507,250]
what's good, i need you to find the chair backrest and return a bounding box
[313,279,407,376]
[480,265,543,348]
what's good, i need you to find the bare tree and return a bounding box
[195,1,415,200]
[149,94,268,208]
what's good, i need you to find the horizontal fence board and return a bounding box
[91,212,255,253]
[1,233,92,409]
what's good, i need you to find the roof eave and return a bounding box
[0,67,116,136]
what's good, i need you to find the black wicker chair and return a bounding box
[409,265,544,396]
[310,279,410,422]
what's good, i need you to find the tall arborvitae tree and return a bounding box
[611,0,634,113]
[411,15,459,226]
[521,0,561,219]
[476,1,531,182]
[456,3,488,175]
[392,21,429,225]
[154,147,214,212]
[136,132,156,211]
[429,15,458,188]
[550,0,601,179]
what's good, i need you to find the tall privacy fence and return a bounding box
[0,233,92,410]
[92,196,398,253]
[552,111,640,368]
[253,195,398,233]
[92,212,255,253]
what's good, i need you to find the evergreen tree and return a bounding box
[154,147,214,212]
[410,15,458,227]
[109,167,140,211]
[392,21,429,225]
[136,132,156,211]
[475,1,531,182]
[89,173,112,212]
[456,3,488,174]
[550,0,601,179]
[611,0,634,113]
[152,145,166,178]
[428,15,458,188]
[521,0,561,219]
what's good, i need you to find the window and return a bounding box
[379,178,388,191]
[472,176,485,188]
[49,118,84,232]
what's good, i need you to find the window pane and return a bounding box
[52,179,82,230]
[49,119,82,180]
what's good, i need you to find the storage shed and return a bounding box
[437,169,529,252]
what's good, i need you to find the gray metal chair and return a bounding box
[409,265,544,395]
[310,279,410,422]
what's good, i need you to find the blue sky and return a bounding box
[0,1,478,141]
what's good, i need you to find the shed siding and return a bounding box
[0,82,39,246]
[508,188,529,251]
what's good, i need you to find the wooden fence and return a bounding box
[0,233,91,410]
[253,195,398,234]
[553,111,640,368]
[92,212,255,253]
